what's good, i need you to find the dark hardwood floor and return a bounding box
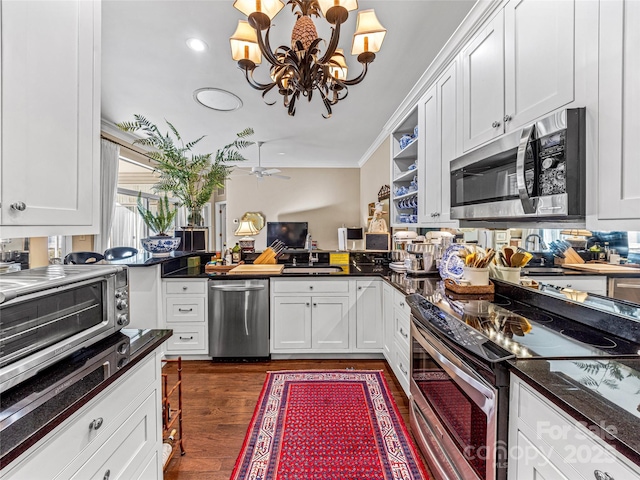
[162,359,426,480]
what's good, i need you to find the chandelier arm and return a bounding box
[242,66,278,91]
[319,22,342,65]
[341,61,370,86]
[256,25,286,67]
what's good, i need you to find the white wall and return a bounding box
[225,168,360,251]
[360,137,391,226]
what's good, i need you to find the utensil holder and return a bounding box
[493,266,521,283]
[462,266,490,286]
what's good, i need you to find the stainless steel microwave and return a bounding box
[0,265,129,392]
[450,108,586,226]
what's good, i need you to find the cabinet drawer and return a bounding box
[272,279,349,294]
[393,289,411,315]
[516,381,640,480]
[165,297,206,323]
[1,354,158,480]
[165,325,207,352]
[392,339,410,396]
[165,280,206,295]
[394,306,411,350]
[67,391,158,480]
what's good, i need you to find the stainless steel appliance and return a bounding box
[208,279,269,360]
[0,265,129,391]
[450,108,586,226]
[609,277,640,304]
[0,331,131,462]
[406,287,640,480]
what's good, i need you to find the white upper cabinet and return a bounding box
[460,0,576,153]
[0,0,100,237]
[460,9,505,153]
[594,0,640,229]
[418,62,459,227]
[504,0,574,132]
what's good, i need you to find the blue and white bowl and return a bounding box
[438,243,466,281]
[141,236,181,257]
[399,134,413,150]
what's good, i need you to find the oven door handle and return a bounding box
[412,323,496,415]
[516,124,537,214]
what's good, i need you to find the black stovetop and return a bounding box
[407,292,640,363]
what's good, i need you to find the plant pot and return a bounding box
[187,208,204,227]
[141,236,181,257]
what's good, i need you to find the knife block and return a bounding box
[553,247,585,265]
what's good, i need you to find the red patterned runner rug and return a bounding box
[231,370,430,480]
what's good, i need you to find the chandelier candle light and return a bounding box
[230,0,386,117]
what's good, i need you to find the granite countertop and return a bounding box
[511,358,640,465]
[0,329,172,467]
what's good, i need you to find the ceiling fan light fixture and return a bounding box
[193,88,243,112]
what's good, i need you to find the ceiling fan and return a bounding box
[244,141,290,180]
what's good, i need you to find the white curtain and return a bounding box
[95,139,120,252]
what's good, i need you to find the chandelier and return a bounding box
[229,0,386,118]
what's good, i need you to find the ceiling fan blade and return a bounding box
[262,168,281,175]
[271,174,291,180]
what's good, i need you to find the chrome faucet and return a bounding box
[305,234,317,265]
[525,234,547,251]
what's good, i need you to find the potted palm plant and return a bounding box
[137,194,181,257]
[117,115,253,227]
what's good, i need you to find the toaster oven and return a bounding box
[0,265,129,392]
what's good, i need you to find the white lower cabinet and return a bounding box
[270,278,383,354]
[355,280,383,350]
[162,279,208,355]
[509,374,640,480]
[1,351,162,480]
[382,285,411,397]
[534,276,607,297]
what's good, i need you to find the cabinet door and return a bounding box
[436,62,459,226]
[461,9,505,152]
[355,280,382,349]
[504,0,574,132]
[311,296,349,350]
[510,431,570,480]
[272,296,312,349]
[597,0,640,226]
[418,84,440,225]
[382,283,394,359]
[1,0,99,230]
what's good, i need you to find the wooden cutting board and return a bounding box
[562,263,640,274]
[228,264,284,274]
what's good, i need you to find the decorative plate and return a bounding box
[438,243,465,280]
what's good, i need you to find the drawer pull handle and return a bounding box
[182,286,188,291]
[179,336,194,341]
[309,286,314,290]
[399,363,408,375]
[10,201,27,211]
[103,470,111,480]
[178,308,193,312]
[313,303,317,307]
[594,471,614,480]
[306,302,310,307]
[89,417,104,430]
[399,327,408,339]
[399,302,405,307]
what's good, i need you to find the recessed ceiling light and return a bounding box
[186,38,208,52]
[193,88,243,112]
[278,152,286,155]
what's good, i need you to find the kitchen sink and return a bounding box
[281,266,344,274]
[521,267,566,274]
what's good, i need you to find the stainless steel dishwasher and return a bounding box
[208,279,270,360]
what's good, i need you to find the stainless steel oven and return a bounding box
[0,265,129,391]
[410,318,509,480]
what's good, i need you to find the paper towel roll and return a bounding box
[162,442,173,467]
[338,228,347,251]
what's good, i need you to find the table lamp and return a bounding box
[347,227,364,250]
[235,220,259,252]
